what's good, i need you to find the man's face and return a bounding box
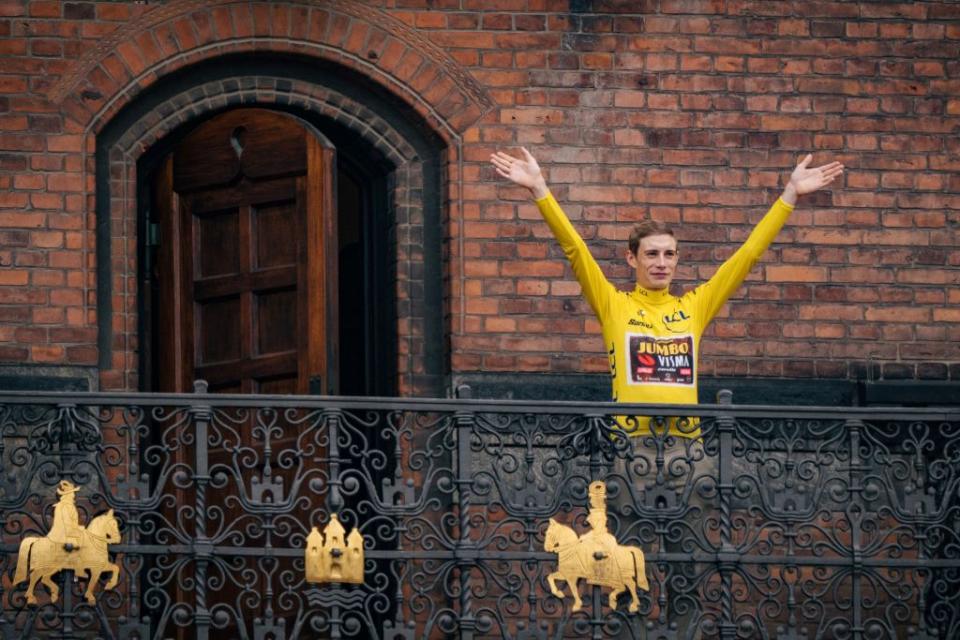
[627,234,678,291]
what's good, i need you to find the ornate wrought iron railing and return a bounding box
[1,384,958,639]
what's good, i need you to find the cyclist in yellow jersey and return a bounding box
[491,148,843,438]
[493,148,842,636]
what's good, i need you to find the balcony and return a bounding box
[1,385,958,639]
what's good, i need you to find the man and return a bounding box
[490,149,842,435]
[490,148,842,635]
[48,480,83,551]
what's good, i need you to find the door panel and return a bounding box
[254,201,297,269]
[171,111,307,188]
[153,108,336,395]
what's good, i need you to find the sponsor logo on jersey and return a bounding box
[662,309,692,333]
[628,318,655,329]
[627,334,694,386]
[663,310,689,324]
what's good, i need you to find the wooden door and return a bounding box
[153,108,337,395]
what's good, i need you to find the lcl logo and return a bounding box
[663,310,690,324]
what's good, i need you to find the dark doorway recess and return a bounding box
[336,155,394,398]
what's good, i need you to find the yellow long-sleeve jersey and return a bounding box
[535,192,795,437]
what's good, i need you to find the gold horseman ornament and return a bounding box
[545,481,649,612]
[13,480,122,605]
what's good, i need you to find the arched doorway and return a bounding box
[130,82,409,398]
[90,53,450,397]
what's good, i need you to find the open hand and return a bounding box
[788,154,844,196]
[490,147,549,198]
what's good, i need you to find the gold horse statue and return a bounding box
[544,481,648,613]
[13,481,122,605]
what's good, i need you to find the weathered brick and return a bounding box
[63,2,94,20]
[30,345,64,363]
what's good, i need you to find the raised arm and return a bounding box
[490,148,614,317]
[695,155,843,323]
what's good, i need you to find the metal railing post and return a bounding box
[190,380,212,640]
[846,418,866,640]
[716,389,737,640]
[454,384,477,640]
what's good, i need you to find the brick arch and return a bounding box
[96,66,451,394]
[49,0,493,138]
[112,77,420,165]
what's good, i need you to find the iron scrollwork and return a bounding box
[1,391,959,638]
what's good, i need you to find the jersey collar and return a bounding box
[632,284,673,303]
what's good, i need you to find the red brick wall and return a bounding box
[445,0,960,383]
[0,0,958,391]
